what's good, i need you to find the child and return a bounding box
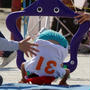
[19,29,70,86]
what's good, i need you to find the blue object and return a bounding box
[38,30,68,48]
[6,0,90,73]
[0,83,90,90]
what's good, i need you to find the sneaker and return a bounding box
[0,51,17,68]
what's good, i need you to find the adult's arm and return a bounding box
[0,37,39,57]
[0,37,18,51]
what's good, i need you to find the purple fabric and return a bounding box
[6,0,90,72]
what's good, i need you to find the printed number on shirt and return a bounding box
[36,56,57,74]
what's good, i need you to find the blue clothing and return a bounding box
[0,37,18,51]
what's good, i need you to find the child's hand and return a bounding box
[19,78,29,84]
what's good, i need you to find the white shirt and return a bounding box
[25,39,68,78]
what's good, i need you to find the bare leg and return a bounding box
[59,69,70,86]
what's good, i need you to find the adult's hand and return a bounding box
[75,12,90,24]
[19,37,39,57]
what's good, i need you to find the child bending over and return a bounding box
[19,29,70,86]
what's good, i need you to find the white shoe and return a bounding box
[0,51,17,68]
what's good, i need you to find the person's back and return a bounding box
[19,29,70,86]
[25,39,68,77]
